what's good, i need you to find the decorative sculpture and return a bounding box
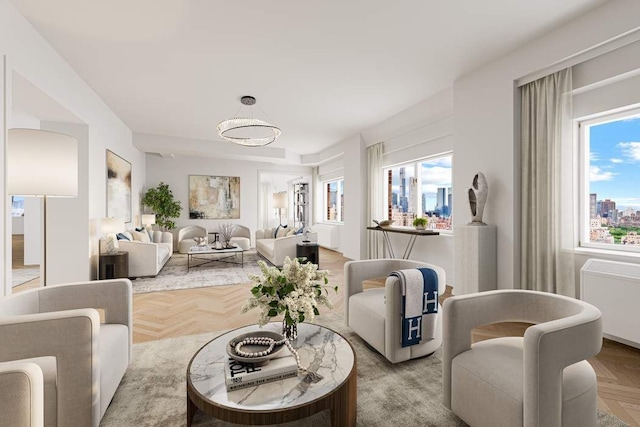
[468,172,488,225]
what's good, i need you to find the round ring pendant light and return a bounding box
[217,96,281,147]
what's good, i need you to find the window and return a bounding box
[11,196,25,217]
[384,154,452,230]
[580,107,640,250]
[323,179,344,222]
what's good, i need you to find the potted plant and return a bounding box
[413,217,427,230]
[141,182,182,230]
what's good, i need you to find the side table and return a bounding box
[99,251,129,279]
[296,242,319,266]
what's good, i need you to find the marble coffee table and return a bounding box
[187,322,357,426]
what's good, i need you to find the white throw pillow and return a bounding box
[131,230,151,243]
[123,231,134,241]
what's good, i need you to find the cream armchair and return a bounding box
[0,279,132,427]
[344,259,446,363]
[177,225,208,254]
[442,290,602,427]
[0,361,44,427]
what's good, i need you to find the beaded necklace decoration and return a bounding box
[229,335,323,383]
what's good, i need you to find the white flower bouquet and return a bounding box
[241,257,337,328]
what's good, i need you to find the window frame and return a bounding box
[322,178,344,223]
[383,152,453,233]
[578,106,640,254]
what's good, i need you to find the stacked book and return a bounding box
[224,351,298,391]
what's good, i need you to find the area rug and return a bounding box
[130,252,262,294]
[100,313,628,427]
[12,267,40,287]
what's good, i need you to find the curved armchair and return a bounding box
[230,225,251,250]
[178,225,208,253]
[0,279,132,427]
[442,290,602,427]
[0,361,44,427]
[344,259,446,363]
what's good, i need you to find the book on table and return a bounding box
[224,350,298,391]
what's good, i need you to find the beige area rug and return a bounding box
[130,252,262,294]
[100,313,628,427]
[12,267,40,287]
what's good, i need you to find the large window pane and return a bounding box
[583,111,640,248]
[385,154,453,230]
[324,179,344,222]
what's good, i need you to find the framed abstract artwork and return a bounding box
[106,149,132,223]
[189,175,240,219]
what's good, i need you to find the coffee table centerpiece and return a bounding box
[240,257,337,339]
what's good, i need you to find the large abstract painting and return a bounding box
[189,175,240,219]
[106,150,132,222]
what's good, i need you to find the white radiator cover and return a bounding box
[580,258,640,349]
[312,224,340,249]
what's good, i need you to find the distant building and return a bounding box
[590,193,596,219]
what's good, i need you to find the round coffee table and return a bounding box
[187,322,357,426]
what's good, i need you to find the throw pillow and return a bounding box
[273,224,288,239]
[116,233,130,241]
[276,226,289,239]
[295,227,304,235]
[122,231,133,241]
[131,230,151,243]
[286,229,295,236]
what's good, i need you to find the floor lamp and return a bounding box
[273,191,287,227]
[7,129,78,286]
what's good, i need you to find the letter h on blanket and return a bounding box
[391,268,439,347]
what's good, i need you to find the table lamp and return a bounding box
[141,214,156,232]
[7,128,78,286]
[100,218,124,255]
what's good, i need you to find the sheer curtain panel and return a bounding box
[520,68,576,296]
[367,142,384,259]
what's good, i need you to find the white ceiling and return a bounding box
[10,0,607,160]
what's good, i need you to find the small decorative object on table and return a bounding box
[372,219,394,228]
[193,236,207,246]
[412,217,427,230]
[219,222,236,248]
[468,172,488,225]
[241,257,337,340]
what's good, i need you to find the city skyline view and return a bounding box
[589,115,640,211]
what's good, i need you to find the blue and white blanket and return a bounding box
[390,268,439,348]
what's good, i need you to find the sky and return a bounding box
[589,115,640,211]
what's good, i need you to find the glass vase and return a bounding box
[282,318,298,340]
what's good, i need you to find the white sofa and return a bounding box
[255,227,317,267]
[116,230,173,277]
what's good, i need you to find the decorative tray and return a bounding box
[226,331,285,366]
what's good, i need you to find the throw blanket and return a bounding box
[391,268,439,348]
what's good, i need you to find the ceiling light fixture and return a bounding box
[217,96,281,147]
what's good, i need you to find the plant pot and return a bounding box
[414,224,426,230]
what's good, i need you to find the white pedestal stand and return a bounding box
[454,224,497,295]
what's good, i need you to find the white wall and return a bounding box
[453,0,640,291]
[0,0,144,290]
[144,150,312,245]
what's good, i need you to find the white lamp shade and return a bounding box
[101,218,124,235]
[141,214,156,225]
[273,192,287,209]
[8,128,78,197]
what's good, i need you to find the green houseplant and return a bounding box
[141,182,182,230]
[413,217,427,230]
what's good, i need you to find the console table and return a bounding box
[366,226,439,259]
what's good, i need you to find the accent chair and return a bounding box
[0,360,44,427]
[177,225,208,253]
[0,279,133,427]
[344,258,446,363]
[442,289,602,427]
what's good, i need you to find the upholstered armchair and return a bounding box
[442,290,602,427]
[230,224,251,250]
[0,279,132,427]
[0,360,44,427]
[178,225,208,253]
[344,259,446,363]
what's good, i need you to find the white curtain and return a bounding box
[367,142,384,259]
[520,68,576,297]
[257,183,271,230]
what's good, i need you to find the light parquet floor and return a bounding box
[12,246,640,426]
